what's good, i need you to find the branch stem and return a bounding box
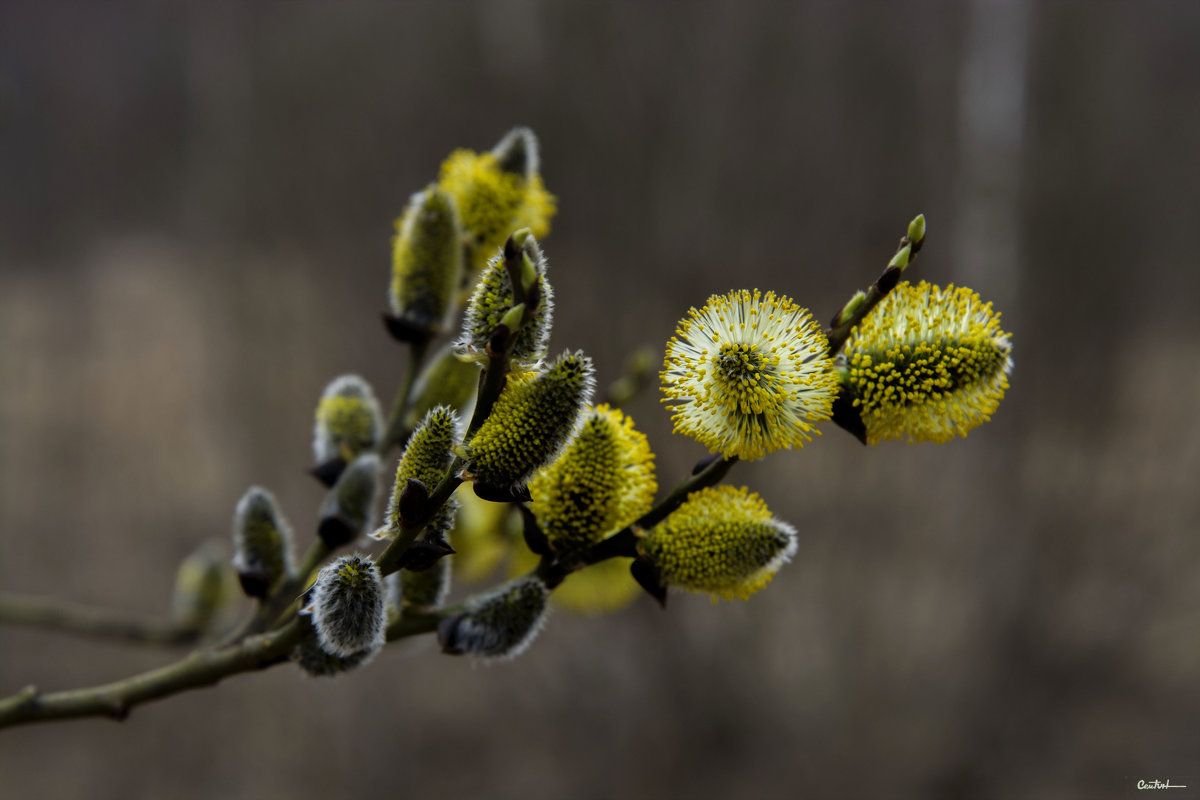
[0,620,303,729]
[0,592,201,647]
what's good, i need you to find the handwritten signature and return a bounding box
[1138,779,1187,790]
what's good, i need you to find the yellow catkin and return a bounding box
[661,289,839,460]
[528,405,656,557]
[437,149,556,277]
[640,486,797,601]
[842,281,1013,444]
[463,352,594,488]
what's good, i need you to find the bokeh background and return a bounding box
[2,2,1199,798]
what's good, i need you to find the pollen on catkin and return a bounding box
[231,487,295,597]
[527,405,656,558]
[318,453,381,547]
[438,574,550,659]
[661,289,839,461]
[375,406,460,541]
[301,554,386,659]
[639,486,797,601]
[461,351,595,489]
[313,375,383,464]
[841,281,1013,444]
[437,127,556,277]
[389,186,464,335]
[456,235,555,365]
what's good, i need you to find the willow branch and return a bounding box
[0,620,303,729]
[0,592,203,647]
[0,605,449,731]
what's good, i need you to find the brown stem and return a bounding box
[0,620,303,729]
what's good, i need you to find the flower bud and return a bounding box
[300,554,386,659]
[491,126,540,178]
[907,213,926,250]
[403,343,481,430]
[318,453,381,548]
[172,542,231,631]
[889,243,912,271]
[388,186,464,340]
[312,375,383,471]
[292,637,374,678]
[461,351,594,489]
[528,405,656,560]
[375,407,459,541]
[231,487,295,598]
[438,574,549,659]
[841,280,1013,444]
[456,235,554,366]
[836,290,867,327]
[639,486,797,601]
[437,128,556,277]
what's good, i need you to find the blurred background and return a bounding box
[2,2,1199,798]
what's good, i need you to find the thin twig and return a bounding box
[824,214,925,357]
[0,608,447,730]
[0,592,202,647]
[0,620,303,729]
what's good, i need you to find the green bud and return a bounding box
[456,235,555,366]
[301,554,386,659]
[232,487,295,598]
[889,243,912,271]
[438,574,549,659]
[462,350,595,489]
[375,407,459,541]
[509,227,532,251]
[172,542,230,631]
[318,453,381,548]
[907,213,926,247]
[313,375,383,466]
[520,251,538,294]
[389,186,464,337]
[498,302,525,333]
[837,290,868,327]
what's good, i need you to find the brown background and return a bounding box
[2,2,1199,798]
